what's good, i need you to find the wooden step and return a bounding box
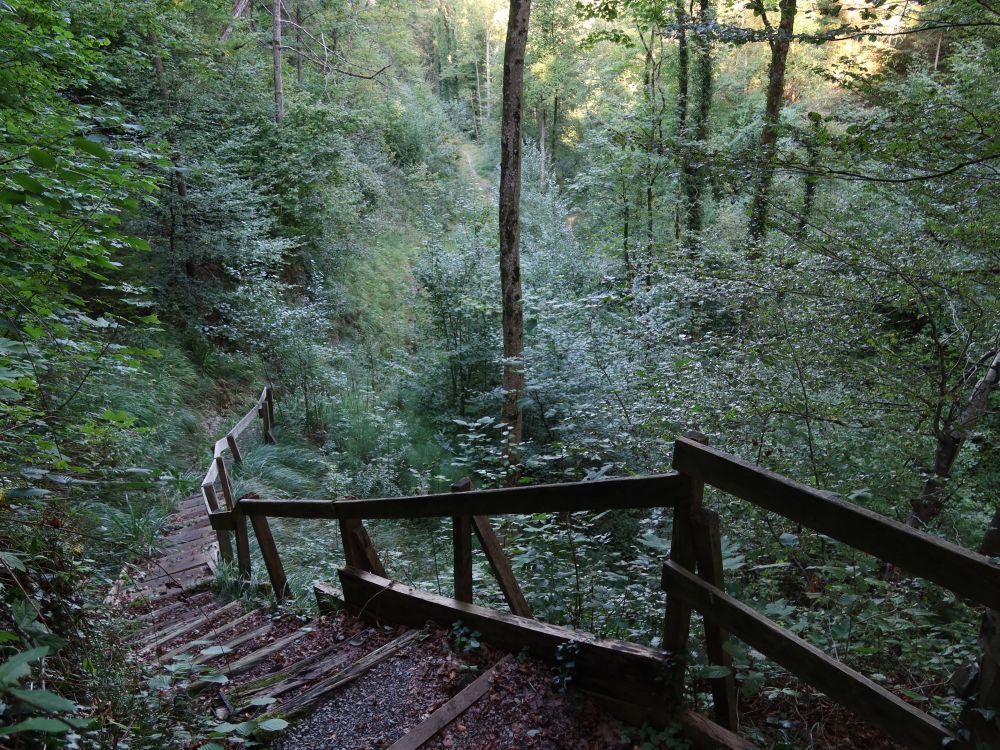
[266,629,423,719]
[191,621,318,687]
[230,632,377,708]
[158,606,266,663]
[139,600,242,655]
[193,621,274,666]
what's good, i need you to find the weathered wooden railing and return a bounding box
[215,421,999,748]
[665,436,1000,750]
[198,385,290,601]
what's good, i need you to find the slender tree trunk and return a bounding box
[797,120,820,238]
[148,31,186,199]
[220,0,251,42]
[272,0,285,122]
[622,180,633,286]
[550,95,558,176]
[539,106,547,187]
[485,25,492,121]
[499,0,532,480]
[475,57,483,136]
[295,4,303,84]
[685,0,714,241]
[675,0,694,239]
[908,350,1000,528]
[746,0,796,253]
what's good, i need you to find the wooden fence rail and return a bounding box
[210,412,998,747]
[197,385,290,602]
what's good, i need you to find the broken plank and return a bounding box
[269,629,422,719]
[212,622,317,677]
[194,621,274,665]
[386,656,508,750]
[158,606,264,662]
[139,600,241,654]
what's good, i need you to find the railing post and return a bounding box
[338,514,386,577]
[692,507,739,731]
[248,512,292,603]
[216,455,251,581]
[664,431,709,701]
[964,509,1000,745]
[265,384,275,427]
[451,477,474,604]
[203,483,234,563]
[225,433,243,463]
[259,388,275,444]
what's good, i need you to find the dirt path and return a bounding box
[458,141,491,195]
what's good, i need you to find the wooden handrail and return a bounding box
[237,473,690,520]
[673,437,1000,612]
[662,561,956,750]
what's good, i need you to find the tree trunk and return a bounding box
[295,4,303,84]
[675,0,693,239]
[797,119,820,238]
[499,0,532,480]
[220,0,251,42]
[475,57,483,136]
[485,25,492,121]
[746,0,796,253]
[539,107,547,187]
[685,0,714,241]
[908,349,1000,528]
[272,0,285,122]
[148,31,186,199]
[550,95,559,177]
[622,180,633,286]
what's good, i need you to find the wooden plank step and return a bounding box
[133,605,208,643]
[177,494,204,511]
[164,526,215,546]
[386,656,508,750]
[141,557,212,585]
[230,632,374,701]
[193,621,274,666]
[232,631,378,707]
[139,600,242,654]
[158,606,265,663]
[199,621,318,681]
[339,568,672,710]
[137,599,187,624]
[151,546,213,571]
[266,629,423,719]
[137,565,212,595]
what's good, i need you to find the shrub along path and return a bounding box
[112,495,645,749]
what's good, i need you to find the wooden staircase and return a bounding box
[116,495,700,749]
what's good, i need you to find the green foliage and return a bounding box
[449,621,483,653]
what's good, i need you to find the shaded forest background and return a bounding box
[1,0,998,745]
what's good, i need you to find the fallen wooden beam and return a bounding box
[338,568,673,709]
[386,656,509,750]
